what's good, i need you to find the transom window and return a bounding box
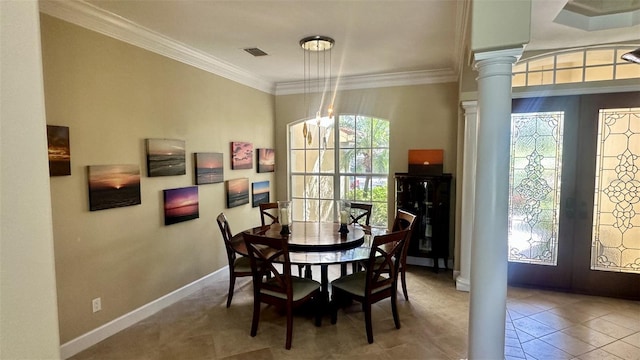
[513,46,640,87]
[289,114,390,227]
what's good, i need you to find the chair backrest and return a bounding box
[364,229,409,295]
[259,202,279,227]
[392,209,417,232]
[391,210,417,267]
[350,202,372,226]
[216,212,236,262]
[243,232,292,301]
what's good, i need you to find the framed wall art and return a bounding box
[163,186,199,225]
[231,141,253,170]
[47,125,71,176]
[252,181,270,207]
[88,164,141,211]
[194,152,223,184]
[226,178,249,208]
[257,148,275,173]
[146,138,186,177]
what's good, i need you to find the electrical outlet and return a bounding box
[92,297,101,313]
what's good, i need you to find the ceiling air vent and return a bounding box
[244,47,268,57]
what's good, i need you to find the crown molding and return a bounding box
[39,0,276,94]
[275,69,458,96]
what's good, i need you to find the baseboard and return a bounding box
[59,267,227,359]
[406,256,454,269]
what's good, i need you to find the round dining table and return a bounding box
[230,222,376,297]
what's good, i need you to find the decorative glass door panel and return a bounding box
[591,107,640,274]
[508,111,564,266]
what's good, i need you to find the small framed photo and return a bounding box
[194,152,223,184]
[146,138,186,177]
[252,181,270,207]
[226,178,249,208]
[163,186,199,225]
[257,148,275,173]
[231,141,253,170]
[47,125,71,176]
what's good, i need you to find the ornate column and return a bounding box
[456,101,478,292]
[468,48,522,359]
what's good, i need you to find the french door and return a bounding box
[507,92,640,300]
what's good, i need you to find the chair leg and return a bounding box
[330,291,340,325]
[364,301,374,344]
[226,274,236,308]
[391,290,401,329]
[401,269,409,301]
[314,296,323,327]
[285,304,293,349]
[250,296,260,337]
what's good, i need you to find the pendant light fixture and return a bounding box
[300,35,335,145]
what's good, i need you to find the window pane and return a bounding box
[290,122,307,149]
[616,63,640,80]
[586,50,613,66]
[513,62,526,72]
[339,149,356,173]
[591,107,640,274]
[305,175,319,198]
[318,149,335,173]
[372,149,389,173]
[291,175,305,197]
[292,198,306,221]
[355,149,372,173]
[585,66,613,82]
[527,71,553,86]
[355,116,372,148]
[305,149,320,172]
[528,57,554,72]
[372,118,390,147]
[512,73,526,87]
[556,51,584,68]
[339,176,353,199]
[556,68,583,84]
[318,175,334,199]
[371,201,388,227]
[339,115,355,148]
[319,199,334,222]
[616,48,637,63]
[508,111,564,266]
[290,150,305,172]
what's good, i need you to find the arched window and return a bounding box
[513,46,640,87]
[288,114,390,227]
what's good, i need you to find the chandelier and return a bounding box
[300,35,335,145]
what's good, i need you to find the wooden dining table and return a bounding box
[230,222,376,297]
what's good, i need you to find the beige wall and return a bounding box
[1,2,61,358]
[275,83,460,249]
[40,15,275,343]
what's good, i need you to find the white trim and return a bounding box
[39,0,275,94]
[59,267,228,359]
[275,69,458,95]
[513,84,640,98]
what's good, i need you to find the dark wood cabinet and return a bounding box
[395,173,452,270]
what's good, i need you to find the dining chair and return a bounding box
[259,202,279,226]
[216,213,252,308]
[349,202,372,226]
[329,229,409,344]
[243,232,323,350]
[391,209,417,301]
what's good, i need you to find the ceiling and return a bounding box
[41,0,640,93]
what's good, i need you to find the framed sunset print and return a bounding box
[194,152,223,184]
[163,186,199,225]
[47,125,71,176]
[146,138,186,177]
[257,148,275,173]
[226,178,249,208]
[252,181,270,207]
[87,164,141,211]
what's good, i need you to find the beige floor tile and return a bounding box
[576,348,624,360]
[562,324,618,348]
[521,338,573,360]
[539,331,596,356]
[601,340,640,360]
[584,318,637,339]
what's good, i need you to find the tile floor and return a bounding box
[70,265,639,360]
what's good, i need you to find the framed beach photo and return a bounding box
[257,148,275,173]
[163,186,199,225]
[226,178,249,208]
[87,164,141,211]
[252,181,270,207]
[146,138,186,177]
[194,152,223,184]
[47,125,71,176]
[231,141,253,170]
